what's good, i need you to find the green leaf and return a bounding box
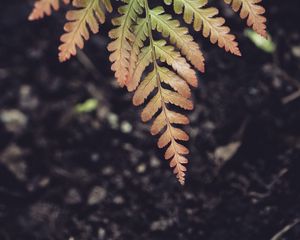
[244,29,276,53]
[75,98,98,113]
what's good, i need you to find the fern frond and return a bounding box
[224,0,267,37]
[164,0,241,56]
[124,2,199,184]
[29,0,70,21]
[28,0,269,185]
[58,0,112,62]
[108,0,145,87]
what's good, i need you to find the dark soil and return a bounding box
[0,0,300,239]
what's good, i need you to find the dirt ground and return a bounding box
[0,0,300,239]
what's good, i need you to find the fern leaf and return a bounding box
[133,66,191,106]
[127,18,148,86]
[108,0,145,87]
[58,0,112,62]
[224,0,267,37]
[164,0,241,56]
[29,0,70,21]
[154,40,198,87]
[127,45,153,91]
[159,67,191,98]
[150,6,205,72]
[162,88,193,110]
[132,69,156,106]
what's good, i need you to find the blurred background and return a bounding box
[0,0,300,239]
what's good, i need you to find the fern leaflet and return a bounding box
[59,0,112,62]
[107,0,145,87]
[164,0,241,56]
[29,0,70,20]
[150,7,205,72]
[224,0,267,37]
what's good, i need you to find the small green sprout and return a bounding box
[244,29,276,53]
[75,98,98,113]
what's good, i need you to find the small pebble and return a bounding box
[102,166,114,176]
[107,113,119,129]
[150,157,161,168]
[150,218,172,231]
[291,46,300,58]
[87,186,107,205]
[136,163,146,173]
[0,109,28,133]
[19,85,39,110]
[98,228,106,239]
[113,195,125,205]
[120,121,132,133]
[65,188,82,205]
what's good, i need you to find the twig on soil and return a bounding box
[75,49,110,104]
[248,168,288,202]
[282,89,300,104]
[76,50,103,80]
[280,69,300,89]
[269,57,300,104]
[270,218,300,240]
[277,67,300,104]
[213,116,250,169]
